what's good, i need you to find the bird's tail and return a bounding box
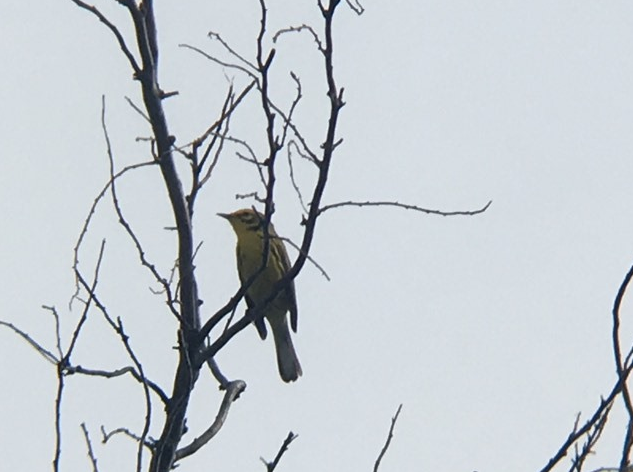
[270,316,302,383]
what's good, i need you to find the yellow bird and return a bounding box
[219,208,302,382]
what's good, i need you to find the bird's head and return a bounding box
[218,208,268,239]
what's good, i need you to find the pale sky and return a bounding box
[2,1,633,471]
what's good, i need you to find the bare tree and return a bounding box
[539,262,633,472]
[1,1,491,471]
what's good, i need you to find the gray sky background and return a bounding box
[2,1,633,471]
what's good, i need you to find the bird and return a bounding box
[218,208,302,382]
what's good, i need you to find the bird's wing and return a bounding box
[237,245,268,339]
[274,236,299,333]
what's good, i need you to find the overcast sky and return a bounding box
[2,1,633,471]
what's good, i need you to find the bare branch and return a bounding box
[180,43,258,80]
[72,157,157,310]
[374,404,403,472]
[287,143,309,213]
[98,96,180,321]
[66,364,169,405]
[101,426,154,450]
[69,0,140,74]
[345,0,365,15]
[612,260,633,470]
[68,239,107,360]
[318,199,492,218]
[273,24,324,52]
[207,31,258,72]
[0,319,58,365]
[75,265,153,472]
[261,431,298,472]
[569,404,611,472]
[175,379,246,461]
[540,382,625,472]
[277,235,330,281]
[125,96,151,123]
[81,423,100,472]
[53,368,64,472]
[268,99,319,164]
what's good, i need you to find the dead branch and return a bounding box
[261,431,299,472]
[0,320,58,365]
[612,261,633,470]
[101,426,154,450]
[65,364,168,405]
[68,0,140,74]
[374,404,403,472]
[318,199,493,218]
[174,379,246,462]
[81,423,100,472]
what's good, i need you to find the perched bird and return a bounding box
[219,208,302,382]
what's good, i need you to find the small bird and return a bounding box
[219,208,302,382]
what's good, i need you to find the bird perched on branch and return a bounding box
[219,208,302,382]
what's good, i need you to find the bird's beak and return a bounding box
[217,212,231,220]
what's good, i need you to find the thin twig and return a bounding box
[287,143,308,213]
[53,372,64,472]
[277,236,330,281]
[66,364,169,405]
[179,43,258,80]
[99,96,180,321]
[569,404,612,472]
[261,431,299,472]
[175,379,246,461]
[612,260,633,470]
[0,320,58,365]
[207,31,258,72]
[68,239,107,360]
[69,0,140,74]
[81,423,100,472]
[125,96,151,123]
[101,426,154,450]
[71,158,157,310]
[345,0,365,15]
[273,24,324,52]
[540,379,628,472]
[374,404,403,472]
[75,267,153,472]
[318,199,493,218]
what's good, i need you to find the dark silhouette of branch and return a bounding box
[55,238,107,472]
[541,260,633,472]
[540,385,621,472]
[81,423,99,472]
[569,406,611,472]
[175,378,246,461]
[180,43,257,80]
[79,2,205,469]
[68,240,107,361]
[72,159,156,304]
[75,266,154,472]
[0,320,58,365]
[101,426,154,450]
[318,199,493,217]
[374,404,403,472]
[613,261,633,471]
[273,24,324,51]
[206,30,258,72]
[261,431,298,472]
[287,142,309,213]
[68,0,140,74]
[99,97,181,322]
[66,364,168,405]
